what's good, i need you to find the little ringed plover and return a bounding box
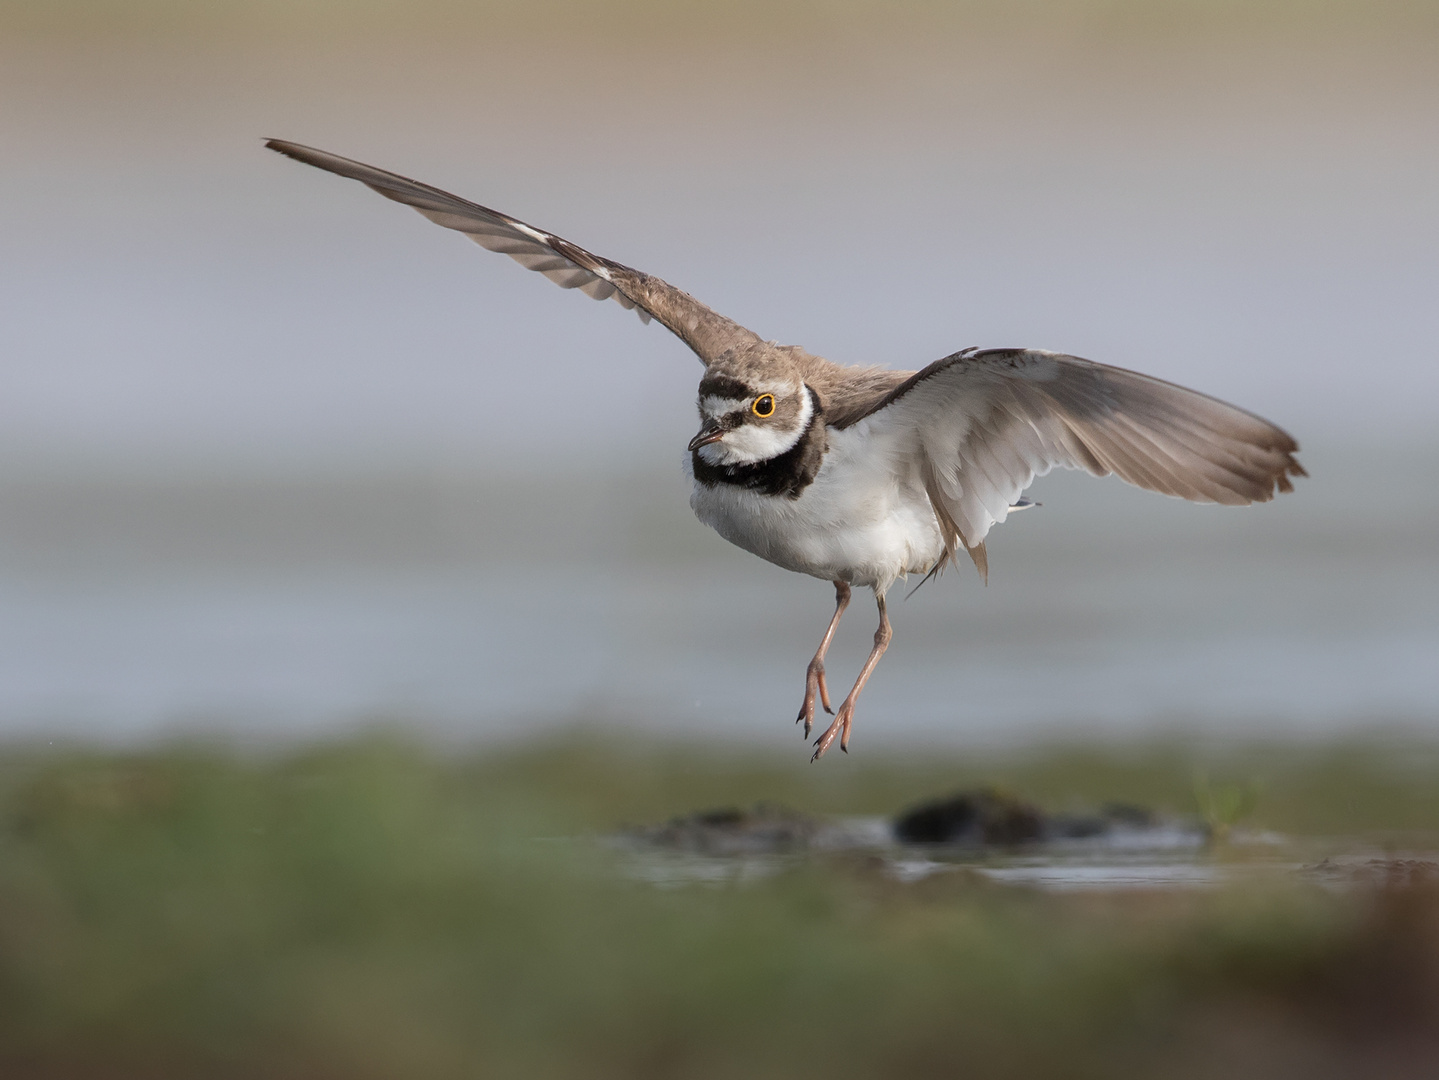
[266,139,1305,761]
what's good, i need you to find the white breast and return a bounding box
[687,421,945,594]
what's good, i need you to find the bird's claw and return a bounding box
[810,702,855,762]
[795,658,833,738]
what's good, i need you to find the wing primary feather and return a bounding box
[865,347,1302,554]
[264,138,758,364]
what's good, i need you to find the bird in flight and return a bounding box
[266,139,1305,761]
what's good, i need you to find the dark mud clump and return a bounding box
[628,803,820,856]
[893,789,1165,847]
[893,788,1046,845]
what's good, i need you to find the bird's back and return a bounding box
[779,347,916,428]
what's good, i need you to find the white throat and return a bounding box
[697,388,813,466]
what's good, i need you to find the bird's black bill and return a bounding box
[687,427,726,452]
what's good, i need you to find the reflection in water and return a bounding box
[614,806,1306,892]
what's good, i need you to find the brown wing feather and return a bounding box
[854,348,1304,577]
[265,139,760,366]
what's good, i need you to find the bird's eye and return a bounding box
[752,394,776,418]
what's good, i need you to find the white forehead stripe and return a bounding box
[701,396,750,418]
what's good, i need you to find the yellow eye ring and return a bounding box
[752,394,776,418]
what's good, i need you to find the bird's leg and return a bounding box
[797,581,851,738]
[812,593,892,761]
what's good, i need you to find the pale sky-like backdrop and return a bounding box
[2,1,1436,747]
[4,0,1437,473]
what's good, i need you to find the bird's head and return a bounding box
[688,365,815,466]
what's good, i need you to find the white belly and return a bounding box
[687,424,945,593]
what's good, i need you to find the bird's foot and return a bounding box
[795,657,833,739]
[810,701,855,762]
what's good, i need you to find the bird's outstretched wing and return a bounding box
[845,348,1305,581]
[265,139,760,365]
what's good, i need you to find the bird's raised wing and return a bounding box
[265,139,760,365]
[845,348,1305,580]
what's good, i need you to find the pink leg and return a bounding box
[796,581,851,738]
[812,593,892,761]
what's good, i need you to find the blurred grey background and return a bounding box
[2,0,1436,747]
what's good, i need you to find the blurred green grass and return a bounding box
[2,733,1438,1078]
